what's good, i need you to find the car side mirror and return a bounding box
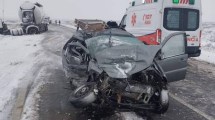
[161,32,187,59]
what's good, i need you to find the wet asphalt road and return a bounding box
[37,25,214,120]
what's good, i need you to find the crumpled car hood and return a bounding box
[86,34,161,78]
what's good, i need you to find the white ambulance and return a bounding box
[119,0,202,57]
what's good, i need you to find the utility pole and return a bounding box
[2,0,5,21]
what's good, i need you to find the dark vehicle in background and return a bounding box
[62,19,188,115]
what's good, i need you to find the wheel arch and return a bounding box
[26,25,39,34]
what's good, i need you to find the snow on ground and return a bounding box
[61,21,77,30]
[195,22,215,64]
[0,34,44,119]
[196,50,215,64]
[21,66,53,120]
[19,25,69,120]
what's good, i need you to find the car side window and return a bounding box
[162,34,185,58]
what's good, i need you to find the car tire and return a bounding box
[154,89,169,114]
[10,28,24,36]
[69,83,97,108]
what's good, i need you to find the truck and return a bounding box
[75,19,106,32]
[119,0,202,57]
[18,1,49,34]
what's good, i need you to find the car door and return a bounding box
[156,32,188,82]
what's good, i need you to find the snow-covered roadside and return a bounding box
[0,34,44,119]
[61,24,77,30]
[20,64,56,120]
[195,23,215,64]
[196,50,215,64]
[61,24,76,30]
[61,21,77,30]
[21,44,64,120]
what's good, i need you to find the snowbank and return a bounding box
[195,22,215,64]
[0,34,44,119]
[196,50,215,64]
[61,24,77,30]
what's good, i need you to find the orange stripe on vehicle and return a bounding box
[180,0,189,4]
[137,33,159,45]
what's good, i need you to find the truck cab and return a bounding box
[119,0,202,57]
[19,1,48,34]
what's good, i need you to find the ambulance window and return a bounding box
[166,10,180,29]
[164,8,199,31]
[187,10,199,30]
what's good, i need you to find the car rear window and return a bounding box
[164,8,199,31]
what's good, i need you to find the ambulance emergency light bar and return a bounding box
[173,0,195,5]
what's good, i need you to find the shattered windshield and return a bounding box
[86,30,162,78]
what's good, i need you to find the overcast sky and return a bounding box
[0,0,214,22]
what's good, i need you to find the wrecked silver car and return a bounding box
[62,27,188,114]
